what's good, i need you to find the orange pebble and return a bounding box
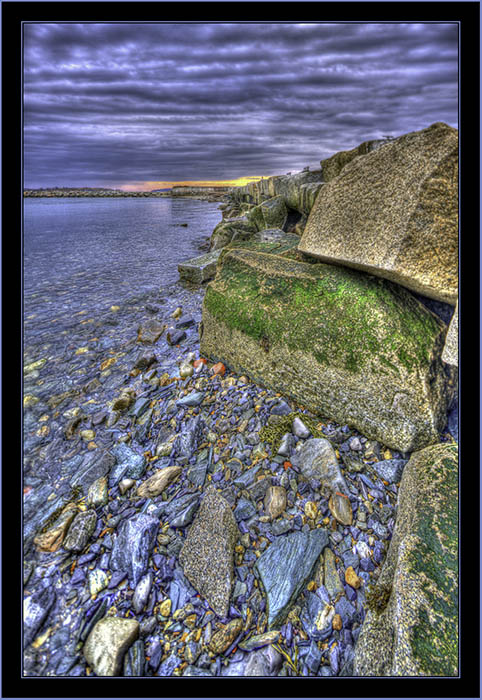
[283,461,292,470]
[211,362,226,376]
[193,358,207,368]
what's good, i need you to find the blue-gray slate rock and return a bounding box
[24,586,56,648]
[255,528,329,629]
[111,443,146,479]
[109,514,159,587]
[69,450,116,494]
[371,459,407,484]
[177,391,205,407]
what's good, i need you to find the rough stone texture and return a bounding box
[208,618,243,654]
[179,485,239,617]
[110,514,159,587]
[233,169,324,214]
[354,443,458,676]
[441,301,458,366]
[293,438,347,495]
[200,246,452,452]
[246,196,288,232]
[178,249,222,284]
[320,137,388,182]
[63,509,97,552]
[264,486,287,520]
[136,465,182,499]
[300,123,458,303]
[83,617,139,676]
[210,216,257,250]
[243,644,283,676]
[255,528,329,629]
[87,475,109,507]
[323,548,345,599]
[371,459,407,484]
[111,443,146,480]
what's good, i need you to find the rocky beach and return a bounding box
[23,123,459,678]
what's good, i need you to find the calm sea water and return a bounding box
[23,197,222,318]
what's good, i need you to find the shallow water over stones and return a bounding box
[23,199,458,677]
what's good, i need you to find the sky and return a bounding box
[23,22,458,190]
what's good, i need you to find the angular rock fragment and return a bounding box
[110,514,159,587]
[264,486,287,520]
[179,486,239,617]
[178,249,222,284]
[136,465,181,499]
[137,320,165,344]
[23,587,56,648]
[208,618,243,654]
[255,528,329,629]
[111,443,146,480]
[83,617,139,676]
[300,122,458,303]
[87,475,109,507]
[323,547,345,599]
[63,509,97,552]
[243,644,283,676]
[441,300,458,366]
[69,449,116,495]
[294,438,348,495]
[33,504,78,553]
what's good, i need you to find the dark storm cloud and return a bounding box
[23,22,458,188]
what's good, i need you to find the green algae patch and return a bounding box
[201,246,451,452]
[205,248,443,375]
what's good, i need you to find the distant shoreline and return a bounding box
[23,186,231,201]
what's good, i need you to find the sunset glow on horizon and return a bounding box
[119,176,267,192]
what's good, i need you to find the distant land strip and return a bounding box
[23,186,231,200]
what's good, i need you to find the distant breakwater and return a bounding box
[23,186,231,201]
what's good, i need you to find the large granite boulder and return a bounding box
[210,217,257,250]
[179,486,239,617]
[233,169,324,214]
[320,137,388,182]
[200,246,452,452]
[441,301,458,366]
[354,442,458,676]
[299,123,458,303]
[246,196,288,232]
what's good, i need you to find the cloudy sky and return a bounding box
[24,22,458,190]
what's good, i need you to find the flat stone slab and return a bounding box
[179,486,239,617]
[255,528,329,629]
[178,249,223,284]
[84,617,139,676]
[354,442,458,676]
[300,122,458,303]
[200,246,451,452]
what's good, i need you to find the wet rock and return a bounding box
[234,497,256,521]
[294,438,348,495]
[119,478,136,495]
[134,350,157,370]
[111,443,146,480]
[69,449,116,495]
[239,630,280,651]
[165,493,200,527]
[167,329,187,346]
[176,391,205,407]
[179,486,239,617]
[63,509,97,552]
[88,569,109,596]
[255,528,329,629]
[178,249,222,284]
[175,414,204,458]
[264,486,287,520]
[136,465,181,499]
[137,320,165,344]
[23,587,56,648]
[110,513,159,587]
[157,652,182,676]
[83,617,139,676]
